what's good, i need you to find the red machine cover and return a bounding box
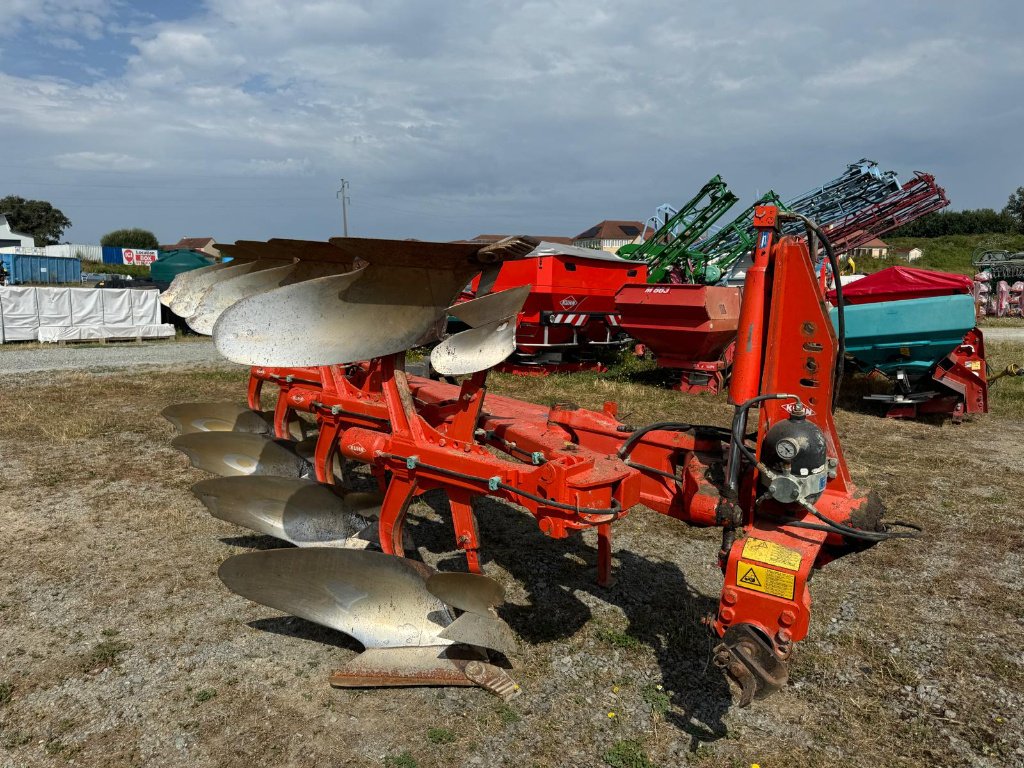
[828,266,973,305]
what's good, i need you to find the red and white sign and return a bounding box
[122,248,158,266]
[559,295,579,310]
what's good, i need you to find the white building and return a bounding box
[907,247,923,262]
[0,213,35,250]
[573,220,645,254]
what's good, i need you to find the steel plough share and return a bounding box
[163,221,919,706]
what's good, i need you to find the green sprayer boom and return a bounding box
[616,176,738,283]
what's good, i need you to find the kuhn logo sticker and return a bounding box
[559,296,579,309]
[782,402,814,416]
[348,443,366,455]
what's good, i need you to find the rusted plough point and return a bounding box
[163,216,917,705]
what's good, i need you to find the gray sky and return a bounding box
[1,1,1022,245]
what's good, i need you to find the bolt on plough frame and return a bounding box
[163,208,917,705]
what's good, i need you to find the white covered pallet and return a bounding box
[37,325,174,342]
[0,286,175,343]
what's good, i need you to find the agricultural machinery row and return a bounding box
[161,207,921,707]
[457,160,997,422]
[974,249,1024,318]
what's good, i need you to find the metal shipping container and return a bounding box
[0,253,82,285]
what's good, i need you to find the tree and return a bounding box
[0,195,72,245]
[101,228,160,250]
[889,208,1016,237]
[1002,187,1024,233]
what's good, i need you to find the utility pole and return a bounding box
[336,179,350,237]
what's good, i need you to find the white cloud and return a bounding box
[53,151,155,170]
[0,1,1022,244]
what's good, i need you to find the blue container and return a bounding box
[101,246,124,264]
[1,253,83,285]
[829,294,976,378]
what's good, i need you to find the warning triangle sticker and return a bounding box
[739,567,762,587]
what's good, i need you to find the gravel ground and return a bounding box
[0,345,1022,767]
[0,339,238,374]
[982,326,1024,343]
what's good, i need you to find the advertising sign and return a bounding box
[122,248,158,266]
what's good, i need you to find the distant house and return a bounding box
[160,236,221,259]
[907,247,923,262]
[848,238,889,260]
[573,220,645,253]
[0,213,35,250]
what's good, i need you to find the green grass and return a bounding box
[81,638,131,673]
[595,625,644,651]
[426,727,456,745]
[0,729,31,748]
[496,703,521,725]
[81,260,152,278]
[640,683,670,717]
[874,234,1024,275]
[384,752,418,768]
[194,688,217,703]
[0,681,12,706]
[604,740,656,768]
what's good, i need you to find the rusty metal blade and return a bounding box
[330,647,479,688]
[213,238,538,367]
[191,476,379,546]
[172,432,307,477]
[438,612,516,656]
[169,260,268,319]
[187,261,295,335]
[160,261,233,308]
[218,238,355,266]
[326,645,518,694]
[161,402,272,435]
[426,572,505,615]
[218,548,454,648]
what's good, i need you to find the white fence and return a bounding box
[0,286,175,343]
[0,244,103,260]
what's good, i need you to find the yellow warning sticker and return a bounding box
[741,538,802,571]
[736,561,796,600]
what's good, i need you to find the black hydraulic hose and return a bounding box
[778,212,846,411]
[615,421,733,460]
[726,393,802,495]
[796,499,921,542]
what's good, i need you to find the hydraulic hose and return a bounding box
[615,421,733,460]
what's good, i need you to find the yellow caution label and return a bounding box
[741,538,802,571]
[967,360,982,371]
[736,561,796,600]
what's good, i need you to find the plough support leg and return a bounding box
[449,494,482,573]
[378,477,418,557]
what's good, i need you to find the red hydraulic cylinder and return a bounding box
[729,205,778,406]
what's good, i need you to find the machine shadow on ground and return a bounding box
[413,489,735,745]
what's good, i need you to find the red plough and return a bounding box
[162,214,917,705]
